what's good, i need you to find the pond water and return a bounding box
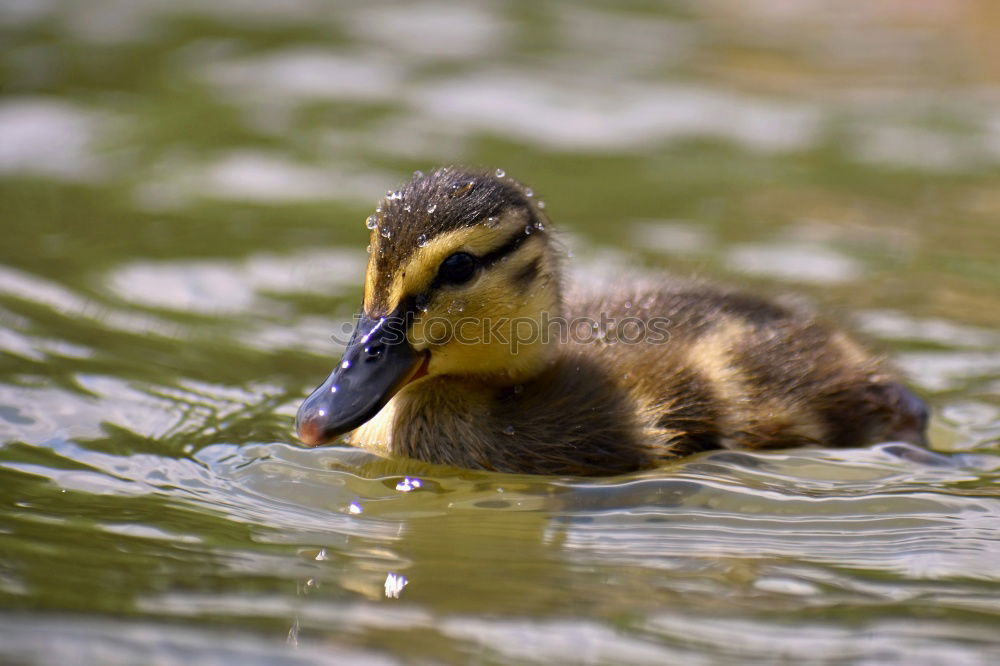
[2,1,999,663]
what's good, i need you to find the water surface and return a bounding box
[2,1,999,664]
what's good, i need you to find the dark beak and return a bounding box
[296,311,425,447]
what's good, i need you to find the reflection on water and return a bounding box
[1,0,999,664]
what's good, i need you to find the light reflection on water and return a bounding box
[2,0,1000,664]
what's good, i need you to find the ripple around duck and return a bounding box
[3,432,1000,663]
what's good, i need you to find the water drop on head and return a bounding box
[495,168,506,178]
[376,206,383,213]
[348,502,363,515]
[536,220,545,230]
[427,203,437,214]
[366,215,377,229]
[524,188,534,197]
[381,227,391,239]
[403,203,411,212]
[366,244,372,254]
[537,200,546,209]
[502,425,516,436]
[524,225,533,235]
[447,299,465,314]
[417,233,428,247]
[413,170,424,179]
[341,360,352,369]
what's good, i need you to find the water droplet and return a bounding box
[366,215,377,229]
[427,203,437,214]
[387,190,403,201]
[366,244,372,254]
[447,299,465,314]
[403,203,412,212]
[384,573,407,599]
[413,170,424,179]
[495,168,506,178]
[375,206,383,213]
[329,385,338,393]
[486,216,498,225]
[624,301,632,309]
[524,187,534,197]
[524,225,533,235]
[417,233,428,247]
[381,227,391,238]
[314,549,330,561]
[348,502,363,515]
[536,220,545,230]
[396,477,423,492]
[537,200,546,209]
[503,425,516,436]
[341,360,352,369]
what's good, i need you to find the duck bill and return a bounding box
[296,311,425,447]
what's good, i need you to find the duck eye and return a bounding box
[437,252,477,285]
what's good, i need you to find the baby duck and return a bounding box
[296,168,928,475]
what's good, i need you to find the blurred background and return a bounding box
[1,1,999,664]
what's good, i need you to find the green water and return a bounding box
[2,1,999,663]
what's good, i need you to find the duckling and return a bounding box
[296,168,928,476]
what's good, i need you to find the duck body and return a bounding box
[296,168,928,476]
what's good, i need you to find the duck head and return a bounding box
[296,168,561,446]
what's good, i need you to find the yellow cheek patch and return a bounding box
[404,242,557,382]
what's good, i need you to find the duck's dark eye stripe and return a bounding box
[512,257,541,292]
[479,223,537,268]
[405,214,543,311]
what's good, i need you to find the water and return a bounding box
[2,1,999,663]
